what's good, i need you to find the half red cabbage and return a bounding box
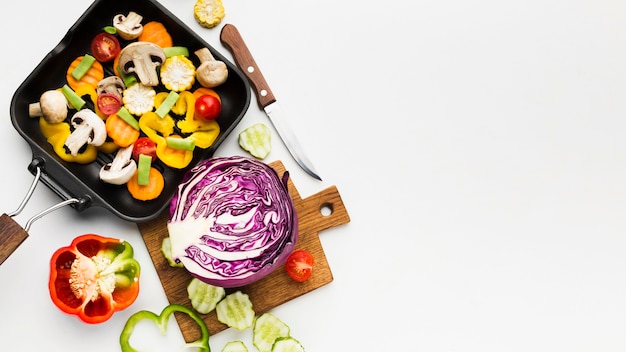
[167,156,298,288]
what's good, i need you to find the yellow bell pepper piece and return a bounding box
[39,118,98,164]
[138,111,175,142]
[156,135,194,169]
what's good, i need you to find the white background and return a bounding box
[1,0,626,351]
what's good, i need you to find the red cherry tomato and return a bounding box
[132,137,157,162]
[194,94,221,121]
[285,249,314,282]
[90,32,121,62]
[97,93,122,116]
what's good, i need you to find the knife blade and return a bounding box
[220,24,322,181]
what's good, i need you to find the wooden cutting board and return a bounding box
[137,160,350,341]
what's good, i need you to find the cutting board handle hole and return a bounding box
[320,203,333,217]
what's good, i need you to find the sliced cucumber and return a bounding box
[187,277,226,314]
[221,340,248,352]
[71,54,96,81]
[216,291,255,330]
[271,337,305,352]
[155,90,180,118]
[253,313,291,352]
[238,123,272,159]
[160,237,183,267]
[137,154,152,186]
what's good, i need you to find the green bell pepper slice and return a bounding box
[120,304,210,352]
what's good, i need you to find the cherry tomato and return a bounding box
[285,249,314,282]
[97,93,122,116]
[194,94,221,121]
[90,32,121,62]
[132,137,157,162]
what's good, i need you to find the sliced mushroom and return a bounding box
[64,109,107,156]
[99,145,137,185]
[113,11,144,40]
[96,76,126,100]
[28,90,68,124]
[194,47,228,88]
[118,42,166,86]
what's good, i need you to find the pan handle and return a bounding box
[27,158,92,212]
[0,214,29,266]
[0,160,84,266]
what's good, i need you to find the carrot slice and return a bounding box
[66,56,104,91]
[138,21,173,48]
[127,167,164,201]
[105,113,140,148]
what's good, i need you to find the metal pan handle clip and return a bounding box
[0,165,80,265]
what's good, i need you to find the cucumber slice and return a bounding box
[61,84,86,110]
[160,237,183,267]
[221,341,248,352]
[216,291,255,330]
[238,123,272,159]
[137,154,152,186]
[271,337,305,352]
[253,313,291,352]
[166,136,196,151]
[71,54,97,81]
[116,106,140,130]
[187,277,226,314]
[163,46,190,58]
[155,91,180,118]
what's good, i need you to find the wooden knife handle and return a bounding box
[0,213,29,265]
[220,24,276,109]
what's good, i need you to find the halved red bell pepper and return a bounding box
[49,234,141,324]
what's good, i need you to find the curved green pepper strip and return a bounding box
[120,304,210,352]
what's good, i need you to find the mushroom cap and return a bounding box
[196,60,228,88]
[39,90,68,124]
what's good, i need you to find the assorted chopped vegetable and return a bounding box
[29,13,229,201]
[48,234,141,324]
[37,6,314,352]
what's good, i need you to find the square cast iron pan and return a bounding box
[10,0,251,222]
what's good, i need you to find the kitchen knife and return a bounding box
[220,24,322,181]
